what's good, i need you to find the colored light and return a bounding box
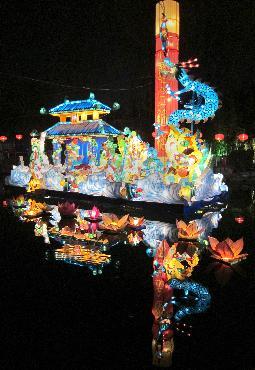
[237,133,248,142]
[235,216,244,224]
[214,133,224,141]
[0,135,7,142]
[15,134,23,140]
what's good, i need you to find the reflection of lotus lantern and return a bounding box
[208,237,247,264]
[89,206,101,220]
[128,216,145,229]
[162,241,199,281]
[127,231,143,246]
[58,201,77,216]
[176,220,203,240]
[99,213,129,232]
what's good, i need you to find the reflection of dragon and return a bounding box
[164,58,219,126]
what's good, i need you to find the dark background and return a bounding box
[1,0,254,142]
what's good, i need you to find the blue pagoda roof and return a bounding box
[45,120,121,137]
[49,93,111,114]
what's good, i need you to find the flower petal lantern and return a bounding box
[214,133,224,141]
[15,134,23,140]
[237,133,248,142]
[208,237,247,264]
[0,135,8,142]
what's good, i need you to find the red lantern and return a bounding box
[15,134,23,140]
[152,132,156,138]
[235,216,245,224]
[214,133,224,141]
[0,135,7,142]
[237,133,248,142]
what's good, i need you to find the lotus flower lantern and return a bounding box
[176,220,204,240]
[88,206,101,221]
[58,201,77,217]
[128,216,145,229]
[208,237,247,264]
[99,213,129,232]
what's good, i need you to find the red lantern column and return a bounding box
[155,0,179,159]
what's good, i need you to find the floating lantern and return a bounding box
[176,220,204,240]
[89,206,101,221]
[214,133,224,141]
[15,134,23,140]
[237,133,248,142]
[128,216,145,229]
[99,213,129,232]
[0,135,7,142]
[234,216,245,224]
[208,237,247,264]
[58,201,77,217]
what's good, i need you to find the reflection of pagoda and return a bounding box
[45,92,121,168]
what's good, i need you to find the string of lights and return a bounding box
[0,71,153,92]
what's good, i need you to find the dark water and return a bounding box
[0,187,254,370]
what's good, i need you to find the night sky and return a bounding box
[1,0,254,141]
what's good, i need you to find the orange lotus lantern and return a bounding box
[237,133,248,142]
[23,200,47,218]
[58,201,77,216]
[99,213,129,232]
[127,231,143,245]
[15,134,23,140]
[128,216,145,229]
[235,216,245,224]
[214,133,224,141]
[0,135,7,142]
[176,220,204,240]
[208,237,247,264]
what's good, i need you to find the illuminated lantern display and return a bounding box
[88,206,101,221]
[208,237,247,264]
[15,134,23,140]
[155,0,179,156]
[234,216,245,224]
[0,135,7,142]
[214,133,224,141]
[99,213,129,232]
[176,220,204,240]
[237,133,248,142]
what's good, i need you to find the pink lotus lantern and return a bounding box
[89,206,101,221]
[237,133,248,142]
[58,201,77,217]
[15,134,23,140]
[0,136,7,142]
[214,133,224,141]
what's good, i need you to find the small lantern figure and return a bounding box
[235,216,245,224]
[15,134,23,140]
[237,133,248,142]
[214,133,224,141]
[0,135,7,142]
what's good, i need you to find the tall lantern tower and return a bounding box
[155,0,179,157]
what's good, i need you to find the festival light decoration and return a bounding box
[99,213,129,232]
[214,133,224,141]
[11,195,27,208]
[0,136,7,142]
[23,199,47,218]
[176,220,204,240]
[58,201,77,216]
[15,134,23,140]
[208,237,247,264]
[128,216,145,229]
[127,231,143,246]
[237,133,248,142]
[88,206,101,221]
[234,216,245,224]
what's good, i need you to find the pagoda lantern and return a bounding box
[0,135,7,142]
[237,133,248,142]
[214,133,224,141]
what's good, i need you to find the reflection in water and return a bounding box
[3,193,252,367]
